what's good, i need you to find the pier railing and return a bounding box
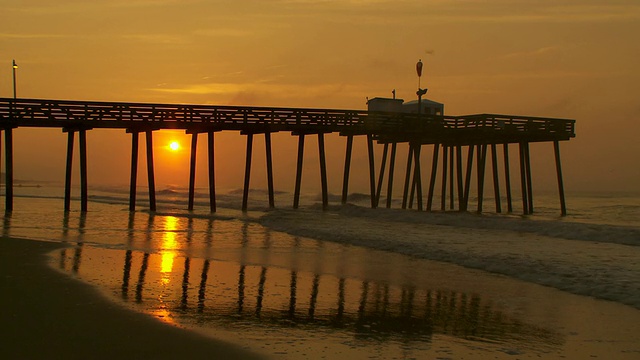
[1,98,575,142]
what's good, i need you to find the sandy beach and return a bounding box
[0,236,264,359]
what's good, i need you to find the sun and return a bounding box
[168,141,181,151]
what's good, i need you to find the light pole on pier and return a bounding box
[416,59,428,117]
[12,60,18,99]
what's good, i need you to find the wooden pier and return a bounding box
[0,98,575,215]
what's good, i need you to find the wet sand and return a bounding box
[0,236,264,359]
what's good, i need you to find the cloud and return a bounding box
[122,34,189,45]
[193,28,254,38]
[0,33,67,39]
[501,46,562,59]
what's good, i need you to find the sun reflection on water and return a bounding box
[160,216,180,285]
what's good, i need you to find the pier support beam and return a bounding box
[62,128,88,212]
[79,130,88,212]
[456,145,464,211]
[145,130,156,212]
[341,135,353,205]
[518,142,529,215]
[426,143,440,212]
[554,140,567,216]
[462,145,475,211]
[293,134,305,209]
[128,131,139,212]
[524,142,534,214]
[503,143,513,213]
[207,132,216,213]
[441,145,448,211]
[242,133,253,212]
[188,132,198,211]
[4,128,13,212]
[402,143,413,209]
[64,131,75,212]
[375,143,389,208]
[477,144,487,214]
[386,143,397,208]
[367,134,376,209]
[265,132,275,209]
[412,142,423,211]
[449,146,454,210]
[318,133,328,210]
[491,144,502,213]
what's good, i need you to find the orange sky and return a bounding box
[1,0,639,195]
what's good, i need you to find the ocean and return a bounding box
[2,184,640,359]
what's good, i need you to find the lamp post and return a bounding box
[416,59,428,118]
[12,60,18,99]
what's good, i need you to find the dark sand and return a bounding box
[0,237,265,359]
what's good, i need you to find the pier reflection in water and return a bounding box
[55,211,563,357]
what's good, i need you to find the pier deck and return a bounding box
[0,98,575,215]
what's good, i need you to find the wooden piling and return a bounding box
[462,145,475,211]
[413,143,423,211]
[128,131,139,212]
[188,132,198,211]
[449,146,454,210]
[367,134,376,209]
[524,142,534,214]
[64,131,74,212]
[318,133,328,210]
[518,142,529,215]
[79,130,88,212]
[408,146,416,208]
[265,132,275,208]
[293,134,305,209]
[426,143,440,212]
[145,130,156,212]
[456,145,464,211]
[441,145,448,211]
[402,143,413,209]
[386,143,397,208]
[503,143,513,213]
[341,135,353,204]
[554,140,567,216]
[242,133,253,212]
[491,143,502,213]
[476,144,487,214]
[207,132,216,212]
[4,128,13,212]
[375,143,389,208]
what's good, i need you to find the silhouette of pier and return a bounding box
[0,97,575,214]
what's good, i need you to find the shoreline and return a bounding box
[0,236,265,359]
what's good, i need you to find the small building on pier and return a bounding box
[367,97,444,116]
